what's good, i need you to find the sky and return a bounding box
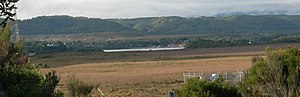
[17,0,300,19]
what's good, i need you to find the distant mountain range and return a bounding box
[216,10,291,17]
[18,15,300,35]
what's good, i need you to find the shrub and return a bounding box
[177,78,241,97]
[52,90,65,97]
[67,74,96,97]
[241,47,300,97]
[0,65,61,97]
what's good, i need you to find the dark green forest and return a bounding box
[19,15,300,35]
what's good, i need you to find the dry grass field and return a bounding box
[42,56,252,96]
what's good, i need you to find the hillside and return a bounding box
[19,16,136,35]
[19,15,300,35]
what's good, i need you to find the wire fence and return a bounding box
[183,69,246,84]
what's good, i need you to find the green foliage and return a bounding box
[187,38,249,48]
[19,15,135,35]
[0,23,62,97]
[273,36,300,43]
[0,65,61,97]
[0,65,40,97]
[24,37,189,52]
[241,47,300,97]
[0,24,28,67]
[41,71,61,97]
[67,74,96,97]
[177,79,241,97]
[19,15,300,35]
[251,56,264,65]
[52,90,65,97]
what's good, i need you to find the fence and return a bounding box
[183,69,245,84]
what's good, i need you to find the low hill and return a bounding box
[19,16,136,35]
[19,15,300,35]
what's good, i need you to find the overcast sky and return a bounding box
[17,0,300,19]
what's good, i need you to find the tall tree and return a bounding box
[0,0,18,28]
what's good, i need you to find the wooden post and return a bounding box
[225,72,228,83]
[97,88,105,96]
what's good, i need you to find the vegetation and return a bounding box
[0,25,62,97]
[0,3,62,95]
[19,16,135,35]
[241,47,300,97]
[67,74,96,97]
[187,38,250,48]
[20,15,300,52]
[19,15,300,35]
[177,78,241,97]
[0,0,19,27]
[177,47,300,97]
[24,33,300,53]
[0,66,61,97]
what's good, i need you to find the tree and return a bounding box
[0,23,27,68]
[0,1,62,96]
[241,47,300,97]
[0,0,19,28]
[0,24,62,97]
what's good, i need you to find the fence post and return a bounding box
[169,91,176,97]
[239,70,242,82]
[183,72,186,84]
[225,72,228,83]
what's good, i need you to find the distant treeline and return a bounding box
[25,35,300,53]
[19,15,300,35]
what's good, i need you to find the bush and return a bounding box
[241,47,300,97]
[52,90,65,97]
[177,78,241,97]
[0,65,61,97]
[0,90,7,97]
[67,74,96,97]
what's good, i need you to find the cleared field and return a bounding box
[42,56,252,96]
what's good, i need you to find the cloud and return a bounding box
[16,0,300,19]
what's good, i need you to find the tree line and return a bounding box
[24,34,300,53]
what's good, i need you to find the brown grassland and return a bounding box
[38,43,300,96]
[42,57,252,97]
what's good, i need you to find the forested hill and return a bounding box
[19,16,135,35]
[19,15,300,35]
